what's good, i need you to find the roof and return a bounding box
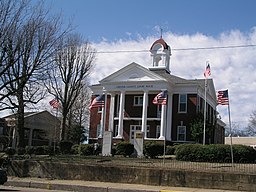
[150,38,170,51]
[3,111,53,119]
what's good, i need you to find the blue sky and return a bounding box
[45,0,256,42]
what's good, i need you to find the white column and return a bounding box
[159,104,167,140]
[99,108,104,138]
[108,93,115,132]
[166,93,172,141]
[141,91,148,137]
[117,91,125,138]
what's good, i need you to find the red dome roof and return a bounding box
[150,38,169,51]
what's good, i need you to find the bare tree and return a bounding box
[245,111,256,136]
[0,0,28,102]
[0,0,68,148]
[46,34,96,141]
[67,85,91,144]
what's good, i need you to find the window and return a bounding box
[0,127,3,135]
[96,124,101,137]
[134,96,143,106]
[177,126,186,141]
[179,94,187,113]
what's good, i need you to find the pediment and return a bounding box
[100,62,165,84]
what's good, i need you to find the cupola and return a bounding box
[149,37,171,74]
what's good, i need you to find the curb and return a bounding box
[5,180,158,192]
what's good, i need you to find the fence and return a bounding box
[23,155,256,175]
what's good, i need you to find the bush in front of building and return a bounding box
[165,145,176,155]
[80,144,94,156]
[116,142,134,157]
[232,144,256,163]
[144,141,164,158]
[71,144,80,155]
[175,144,256,163]
[59,140,73,154]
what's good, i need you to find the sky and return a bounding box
[5,0,256,130]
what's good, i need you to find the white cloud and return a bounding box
[91,28,256,128]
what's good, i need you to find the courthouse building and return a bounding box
[89,38,225,145]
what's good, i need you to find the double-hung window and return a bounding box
[177,126,186,141]
[134,96,143,106]
[179,94,187,113]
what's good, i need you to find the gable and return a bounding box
[99,62,166,84]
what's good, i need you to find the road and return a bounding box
[0,186,69,192]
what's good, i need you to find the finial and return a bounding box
[160,27,163,39]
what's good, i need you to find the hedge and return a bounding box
[144,141,164,158]
[175,144,256,163]
[116,142,134,157]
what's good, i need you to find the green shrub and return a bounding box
[144,141,164,158]
[175,144,256,163]
[71,144,80,155]
[232,145,256,163]
[116,142,134,157]
[80,144,94,156]
[59,141,73,154]
[175,144,202,161]
[166,146,175,155]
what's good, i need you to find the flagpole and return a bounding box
[203,77,206,145]
[227,90,234,166]
[54,108,58,154]
[203,61,208,145]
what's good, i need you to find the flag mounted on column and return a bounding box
[49,98,60,109]
[204,63,211,78]
[89,95,105,109]
[217,90,229,105]
[153,90,167,105]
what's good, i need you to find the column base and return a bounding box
[158,136,165,140]
[114,135,123,139]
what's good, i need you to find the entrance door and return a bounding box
[130,125,150,144]
[130,125,141,144]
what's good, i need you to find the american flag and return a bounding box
[217,90,229,105]
[89,95,105,109]
[49,98,60,109]
[204,63,211,78]
[153,91,167,105]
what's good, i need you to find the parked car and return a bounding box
[0,168,7,185]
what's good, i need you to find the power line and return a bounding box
[96,44,256,54]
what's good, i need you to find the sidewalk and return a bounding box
[4,177,246,192]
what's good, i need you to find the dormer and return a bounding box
[149,38,171,74]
